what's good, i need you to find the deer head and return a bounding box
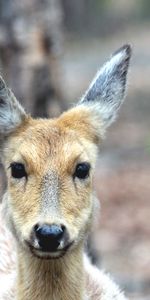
[0,45,131,259]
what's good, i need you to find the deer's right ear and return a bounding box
[0,76,26,136]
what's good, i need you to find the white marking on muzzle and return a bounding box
[41,171,60,217]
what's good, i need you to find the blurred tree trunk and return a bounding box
[0,0,66,118]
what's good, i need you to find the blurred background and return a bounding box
[0,1,150,299]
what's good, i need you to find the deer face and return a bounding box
[0,45,131,258]
[3,117,98,258]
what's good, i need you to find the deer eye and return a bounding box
[74,163,90,179]
[10,163,27,179]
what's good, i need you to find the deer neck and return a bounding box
[16,244,86,300]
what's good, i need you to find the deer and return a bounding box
[0,44,131,300]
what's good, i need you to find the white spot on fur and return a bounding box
[41,171,59,217]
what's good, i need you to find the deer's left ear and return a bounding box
[58,45,132,144]
[79,44,132,128]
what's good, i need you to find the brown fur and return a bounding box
[0,45,131,299]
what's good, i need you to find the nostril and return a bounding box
[61,224,66,233]
[34,224,39,233]
[34,224,66,252]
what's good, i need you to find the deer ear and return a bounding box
[0,76,26,136]
[79,44,132,128]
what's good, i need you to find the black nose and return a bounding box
[34,224,65,252]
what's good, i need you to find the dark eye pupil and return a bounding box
[11,163,27,179]
[74,163,90,179]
